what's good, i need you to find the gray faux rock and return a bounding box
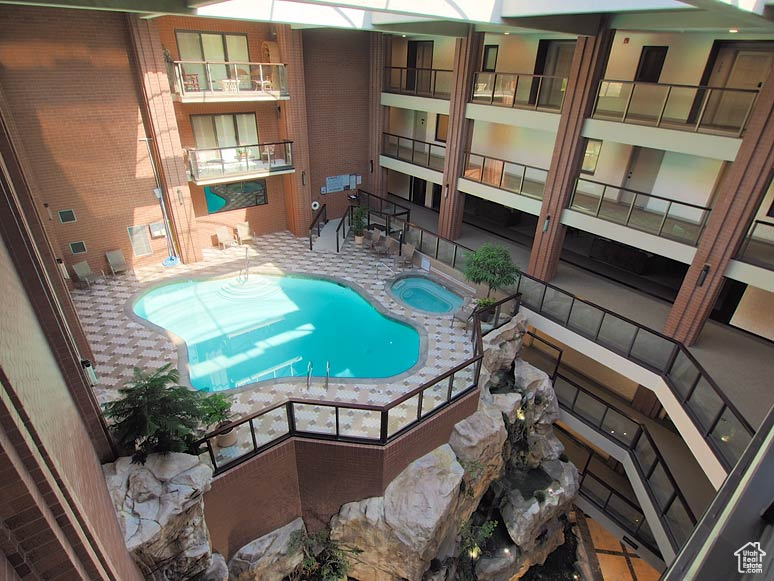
[480,313,527,374]
[103,452,213,580]
[228,517,306,581]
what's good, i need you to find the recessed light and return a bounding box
[504,32,510,35]
[401,34,406,38]
[729,28,739,33]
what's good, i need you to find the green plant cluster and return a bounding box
[463,243,520,299]
[102,364,232,463]
[351,206,368,236]
[454,518,498,581]
[288,530,361,581]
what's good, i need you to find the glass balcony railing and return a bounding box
[462,152,548,200]
[187,141,293,183]
[384,66,453,99]
[554,374,698,548]
[471,72,567,112]
[735,220,774,270]
[570,177,711,246]
[170,61,289,100]
[592,79,759,137]
[382,132,446,172]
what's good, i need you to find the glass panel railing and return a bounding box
[337,408,381,440]
[570,178,710,246]
[387,394,420,437]
[470,71,567,112]
[647,462,676,511]
[541,287,573,325]
[665,499,694,546]
[597,313,638,354]
[735,220,774,270]
[382,133,445,171]
[187,141,294,182]
[173,61,289,98]
[293,403,337,435]
[420,378,448,417]
[708,407,752,469]
[462,151,549,200]
[252,406,290,448]
[593,79,758,136]
[383,66,453,99]
[567,299,604,339]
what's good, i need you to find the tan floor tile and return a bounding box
[597,553,633,581]
[587,518,623,552]
[630,557,662,581]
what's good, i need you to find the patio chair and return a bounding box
[72,260,103,288]
[105,249,127,276]
[216,226,237,250]
[235,222,254,245]
[397,243,415,269]
[450,301,477,329]
[370,229,386,253]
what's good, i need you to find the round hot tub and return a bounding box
[389,275,465,314]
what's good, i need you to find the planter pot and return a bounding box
[215,422,238,448]
[354,235,364,245]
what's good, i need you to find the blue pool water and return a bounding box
[390,276,464,314]
[204,187,227,213]
[133,275,420,392]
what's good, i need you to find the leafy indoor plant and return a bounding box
[463,243,520,320]
[200,392,237,448]
[351,206,367,245]
[102,364,234,463]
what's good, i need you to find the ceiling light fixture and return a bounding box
[729,28,739,33]
[401,34,407,38]
[504,32,510,35]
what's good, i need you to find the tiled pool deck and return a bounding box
[71,232,476,458]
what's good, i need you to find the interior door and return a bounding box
[709,51,773,128]
[623,147,664,215]
[635,46,668,82]
[406,41,433,93]
[535,40,575,108]
[410,177,427,206]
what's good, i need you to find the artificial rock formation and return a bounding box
[103,452,214,579]
[228,517,306,581]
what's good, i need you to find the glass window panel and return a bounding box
[572,179,605,214]
[627,194,667,236]
[597,314,638,355]
[665,499,694,546]
[629,328,674,372]
[598,187,632,225]
[235,113,258,145]
[482,158,504,188]
[192,116,217,149]
[580,475,610,507]
[567,300,604,339]
[214,114,237,147]
[513,75,532,105]
[687,377,724,431]
[647,462,675,511]
[127,225,152,257]
[225,34,248,62]
[634,434,657,475]
[574,392,607,427]
[667,349,700,400]
[581,139,602,174]
[176,32,204,60]
[607,494,645,531]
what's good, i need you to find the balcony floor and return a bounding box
[398,198,774,429]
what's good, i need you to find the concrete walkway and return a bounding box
[312,217,342,252]
[400,198,774,429]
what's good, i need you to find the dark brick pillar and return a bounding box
[127,16,201,263]
[368,32,389,196]
[438,28,483,240]
[665,67,774,345]
[278,25,314,236]
[528,23,614,280]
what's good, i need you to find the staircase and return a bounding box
[311,217,342,252]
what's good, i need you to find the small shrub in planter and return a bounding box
[200,393,237,448]
[102,364,233,463]
[352,207,367,244]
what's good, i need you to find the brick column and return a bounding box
[528,23,614,280]
[437,28,483,240]
[277,26,313,236]
[126,16,201,263]
[368,32,389,195]
[665,68,774,345]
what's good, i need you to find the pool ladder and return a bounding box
[306,361,312,389]
[237,247,250,283]
[305,360,331,390]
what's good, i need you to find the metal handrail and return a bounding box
[186,140,293,154]
[357,188,412,217]
[599,78,759,94]
[573,177,713,212]
[383,131,447,151]
[172,60,289,97]
[308,204,327,250]
[335,206,351,253]
[384,66,453,99]
[392,217,754,471]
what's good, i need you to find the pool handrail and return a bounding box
[308,203,327,250]
[393,218,754,472]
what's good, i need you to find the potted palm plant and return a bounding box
[352,206,367,245]
[463,243,520,322]
[200,392,237,448]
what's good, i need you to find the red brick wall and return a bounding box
[0,6,169,274]
[303,29,372,219]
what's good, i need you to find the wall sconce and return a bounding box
[176,188,184,205]
[444,184,449,198]
[543,215,551,233]
[276,105,281,119]
[302,171,307,186]
[81,359,98,386]
[44,203,53,221]
[697,264,710,287]
[369,160,374,174]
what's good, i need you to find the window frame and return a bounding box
[174,30,250,63]
[482,45,499,73]
[127,225,153,257]
[190,113,260,149]
[69,241,87,255]
[58,209,77,224]
[581,139,603,175]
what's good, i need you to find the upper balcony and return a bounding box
[470,72,567,113]
[381,132,446,172]
[735,220,774,271]
[186,141,294,186]
[383,66,453,100]
[170,61,290,103]
[591,80,758,138]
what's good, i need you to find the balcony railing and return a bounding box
[170,60,289,100]
[463,152,549,200]
[554,374,698,548]
[382,132,446,172]
[384,66,453,99]
[187,141,293,183]
[592,79,759,137]
[556,425,662,557]
[471,72,567,112]
[735,219,774,270]
[382,218,754,472]
[570,177,711,246]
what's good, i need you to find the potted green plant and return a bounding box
[200,392,237,448]
[463,243,520,322]
[352,206,367,245]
